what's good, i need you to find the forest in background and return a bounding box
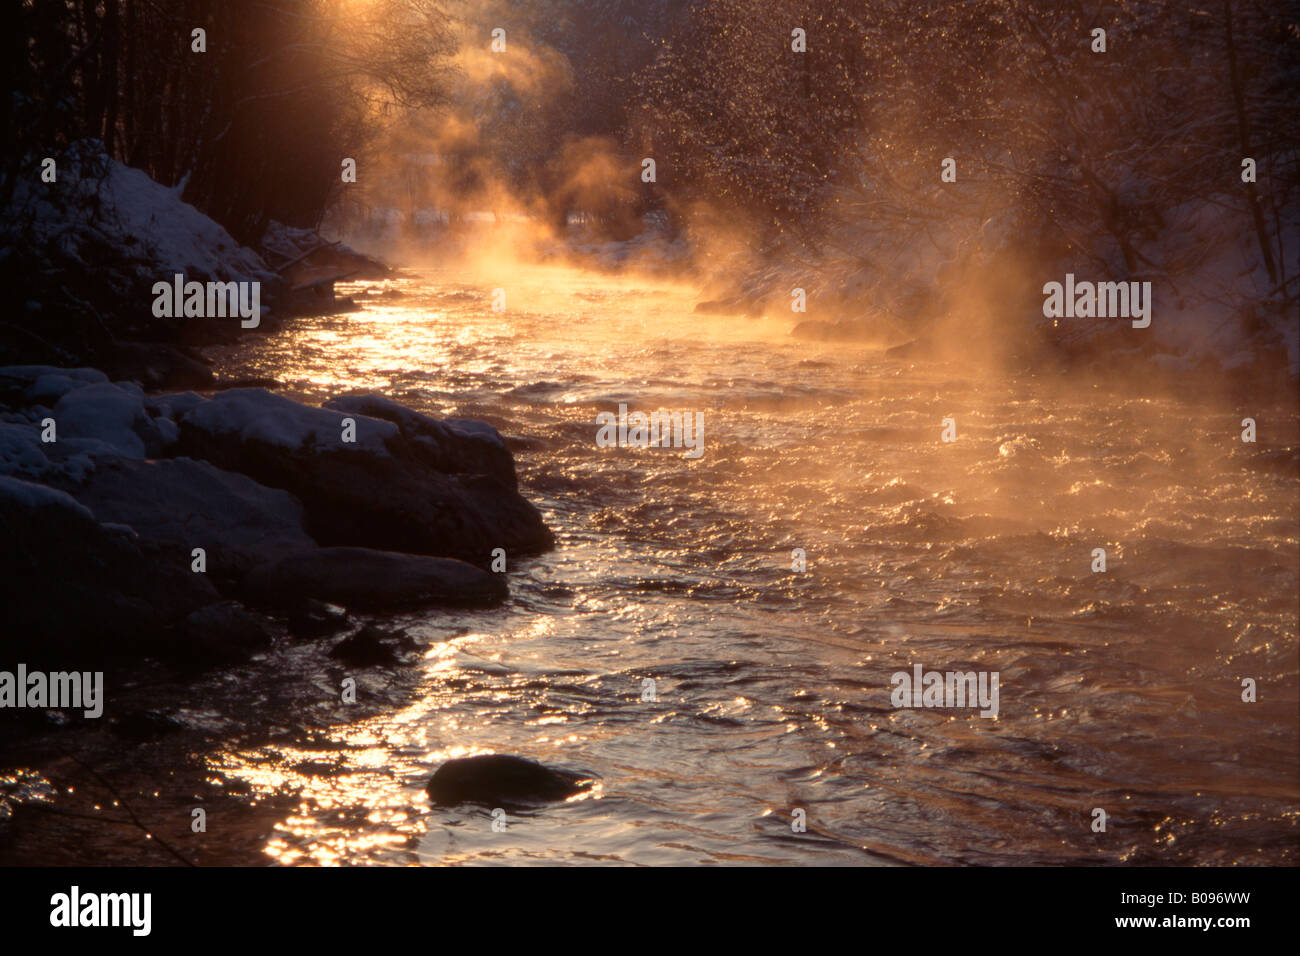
[2,0,1297,371]
[2,0,453,242]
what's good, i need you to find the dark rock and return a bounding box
[55,456,316,588]
[176,389,552,563]
[286,599,351,640]
[329,625,401,668]
[94,341,214,391]
[426,754,596,808]
[212,376,280,391]
[0,475,220,668]
[885,335,937,357]
[178,600,273,669]
[244,546,507,611]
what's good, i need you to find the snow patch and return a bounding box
[0,474,96,520]
[51,381,164,459]
[0,423,52,480]
[5,140,276,292]
[146,391,210,421]
[182,388,397,454]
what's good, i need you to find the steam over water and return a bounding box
[206,264,1298,865]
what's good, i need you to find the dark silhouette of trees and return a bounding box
[627,0,1296,313]
[2,0,455,242]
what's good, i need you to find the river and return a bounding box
[25,260,1291,866]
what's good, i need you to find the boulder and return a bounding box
[177,389,552,563]
[285,598,351,640]
[177,600,274,670]
[0,365,108,407]
[54,456,316,585]
[0,421,52,481]
[0,475,219,668]
[243,546,507,611]
[144,390,208,422]
[0,372,154,481]
[323,394,517,489]
[426,754,596,808]
[1,415,161,486]
[51,380,171,458]
[180,386,397,454]
[328,625,403,668]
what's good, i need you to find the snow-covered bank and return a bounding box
[0,365,550,686]
[1,141,278,362]
[1,141,389,385]
[0,143,552,729]
[15,142,276,286]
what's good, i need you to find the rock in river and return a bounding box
[244,546,507,611]
[426,754,596,808]
[176,388,553,563]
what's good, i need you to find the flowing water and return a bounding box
[64,261,1298,866]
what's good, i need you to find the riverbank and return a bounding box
[0,145,566,864]
[0,360,556,862]
[0,141,388,389]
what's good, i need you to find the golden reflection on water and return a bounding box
[191,263,1300,866]
[210,607,614,864]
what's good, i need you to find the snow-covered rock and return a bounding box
[178,389,552,562]
[0,391,156,482]
[0,474,220,668]
[51,381,170,458]
[183,388,397,455]
[55,456,317,582]
[0,366,112,405]
[324,393,515,487]
[0,365,553,672]
[146,391,209,421]
[0,422,52,481]
[0,473,94,518]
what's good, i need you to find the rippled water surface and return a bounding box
[190,263,1300,865]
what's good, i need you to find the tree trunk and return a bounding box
[1223,0,1278,284]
